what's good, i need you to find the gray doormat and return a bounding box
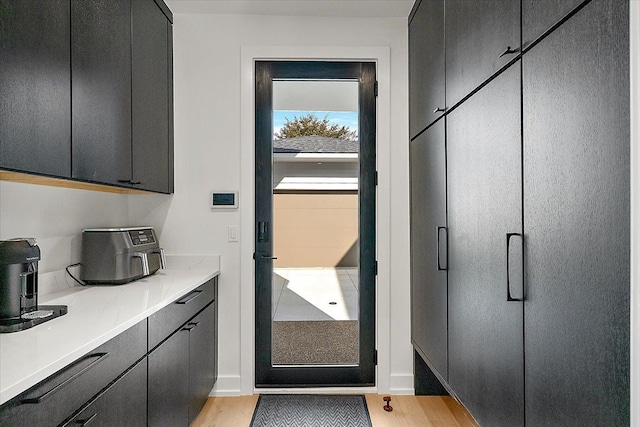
[250,394,372,427]
[272,320,358,365]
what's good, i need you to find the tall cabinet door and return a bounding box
[445,0,520,107]
[410,119,448,379]
[132,0,170,193]
[0,0,70,177]
[447,65,523,426]
[71,0,132,185]
[409,0,445,138]
[523,1,629,425]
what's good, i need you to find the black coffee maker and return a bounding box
[0,238,67,333]
[0,238,40,320]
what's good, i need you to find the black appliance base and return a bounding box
[0,305,68,333]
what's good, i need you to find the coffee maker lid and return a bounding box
[0,238,40,265]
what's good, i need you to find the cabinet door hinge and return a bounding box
[374,81,379,97]
[374,349,378,365]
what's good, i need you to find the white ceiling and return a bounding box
[166,0,415,18]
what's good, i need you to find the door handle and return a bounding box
[436,226,448,270]
[506,233,524,301]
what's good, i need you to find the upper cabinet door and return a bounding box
[0,0,70,177]
[409,0,445,138]
[131,0,171,193]
[523,0,629,424]
[445,0,520,108]
[522,0,586,47]
[71,0,132,185]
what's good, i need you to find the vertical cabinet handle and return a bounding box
[436,226,448,271]
[506,233,524,301]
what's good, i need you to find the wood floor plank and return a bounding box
[190,394,478,427]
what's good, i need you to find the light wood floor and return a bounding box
[191,394,479,426]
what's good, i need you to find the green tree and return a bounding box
[274,114,357,141]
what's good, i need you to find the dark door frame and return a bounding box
[254,60,377,387]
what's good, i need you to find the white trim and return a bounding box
[630,2,638,425]
[240,45,393,395]
[274,153,358,162]
[211,375,242,396]
[389,374,415,395]
[254,387,378,395]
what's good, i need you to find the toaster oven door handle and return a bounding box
[150,247,167,269]
[132,252,150,276]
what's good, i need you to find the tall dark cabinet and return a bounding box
[409,120,448,379]
[409,0,630,425]
[0,0,71,177]
[447,66,523,426]
[522,1,629,424]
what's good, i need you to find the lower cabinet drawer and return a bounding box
[61,357,147,427]
[0,319,147,427]
[148,277,217,351]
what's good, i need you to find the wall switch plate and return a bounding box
[228,225,239,242]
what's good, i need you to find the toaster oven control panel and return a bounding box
[128,229,156,246]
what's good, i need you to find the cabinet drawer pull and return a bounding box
[20,353,110,404]
[499,46,520,58]
[506,233,524,302]
[176,289,203,305]
[116,179,142,185]
[76,413,98,426]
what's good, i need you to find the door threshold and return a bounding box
[254,386,378,395]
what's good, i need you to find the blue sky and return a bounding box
[273,110,358,136]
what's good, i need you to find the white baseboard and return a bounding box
[389,374,414,395]
[210,375,242,396]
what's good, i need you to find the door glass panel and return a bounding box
[271,80,360,366]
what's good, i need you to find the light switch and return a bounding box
[228,225,239,242]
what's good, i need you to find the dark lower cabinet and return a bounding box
[523,0,629,425]
[409,120,448,380]
[0,0,71,177]
[149,328,191,427]
[447,65,524,427]
[188,302,217,424]
[62,358,147,427]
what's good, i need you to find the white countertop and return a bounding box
[0,255,220,405]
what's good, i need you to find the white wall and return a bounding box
[0,182,131,273]
[165,12,411,395]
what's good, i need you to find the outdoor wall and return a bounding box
[273,192,358,268]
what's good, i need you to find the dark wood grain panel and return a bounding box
[0,0,70,177]
[445,0,520,108]
[522,0,587,47]
[409,0,445,138]
[71,0,132,185]
[523,0,629,424]
[447,65,523,427]
[410,119,448,379]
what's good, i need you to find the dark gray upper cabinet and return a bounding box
[445,0,520,108]
[132,0,171,193]
[523,0,629,425]
[447,65,523,427]
[72,0,173,193]
[71,0,132,185]
[522,0,586,47]
[0,0,71,177]
[409,119,448,380]
[408,0,445,138]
